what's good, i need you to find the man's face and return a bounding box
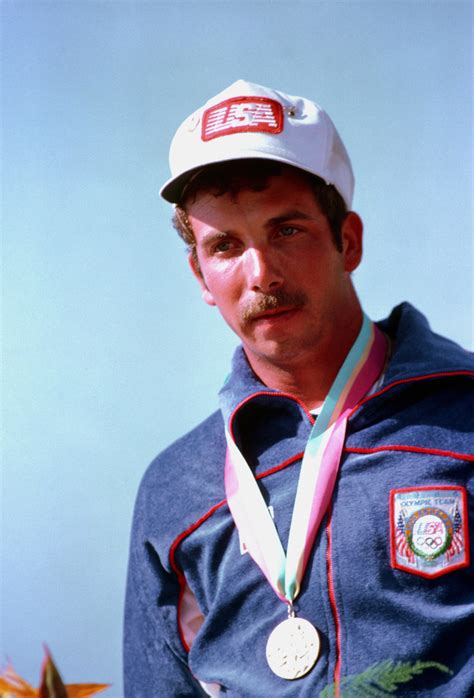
[186,167,363,370]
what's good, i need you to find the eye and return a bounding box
[213,239,234,253]
[278,225,299,237]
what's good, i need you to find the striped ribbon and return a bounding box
[224,314,387,605]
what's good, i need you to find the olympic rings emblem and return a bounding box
[416,536,443,548]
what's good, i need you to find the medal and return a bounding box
[266,608,320,680]
[221,315,387,679]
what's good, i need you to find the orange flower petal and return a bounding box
[0,662,37,697]
[64,684,111,698]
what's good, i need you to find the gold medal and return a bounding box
[265,616,320,680]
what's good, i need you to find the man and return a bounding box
[124,81,473,697]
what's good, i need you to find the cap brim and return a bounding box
[159,152,326,204]
[159,166,208,204]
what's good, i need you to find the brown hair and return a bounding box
[172,159,347,268]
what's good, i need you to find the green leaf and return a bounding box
[320,659,452,697]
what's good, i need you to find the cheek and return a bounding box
[206,278,245,329]
[204,264,240,301]
[199,270,230,311]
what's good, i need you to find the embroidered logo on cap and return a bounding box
[390,486,469,578]
[202,96,284,142]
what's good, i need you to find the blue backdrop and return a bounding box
[2,2,472,695]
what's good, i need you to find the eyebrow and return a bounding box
[199,230,232,247]
[264,209,315,228]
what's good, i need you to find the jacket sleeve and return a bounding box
[123,475,207,697]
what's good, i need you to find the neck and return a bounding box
[244,308,364,410]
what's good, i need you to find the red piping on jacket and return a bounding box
[168,451,305,653]
[169,499,226,653]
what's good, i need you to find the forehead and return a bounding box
[185,167,321,224]
[182,161,315,204]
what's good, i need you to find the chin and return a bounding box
[250,336,319,364]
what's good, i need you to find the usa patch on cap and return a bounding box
[202,96,284,142]
[390,485,469,579]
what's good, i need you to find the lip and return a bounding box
[252,307,300,322]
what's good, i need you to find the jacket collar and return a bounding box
[218,347,279,428]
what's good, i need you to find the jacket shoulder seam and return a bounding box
[344,444,474,462]
[349,370,474,420]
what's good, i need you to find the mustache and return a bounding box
[240,289,306,324]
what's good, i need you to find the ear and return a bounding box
[188,253,216,306]
[341,212,363,272]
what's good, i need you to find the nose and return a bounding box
[243,246,284,293]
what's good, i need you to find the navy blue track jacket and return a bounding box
[124,304,474,697]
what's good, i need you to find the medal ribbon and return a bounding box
[224,314,387,605]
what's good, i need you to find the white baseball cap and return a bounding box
[159,79,355,208]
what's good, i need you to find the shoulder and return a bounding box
[378,302,474,382]
[350,303,474,452]
[144,408,225,488]
[134,409,227,534]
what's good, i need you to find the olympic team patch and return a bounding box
[390,486,470,578]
